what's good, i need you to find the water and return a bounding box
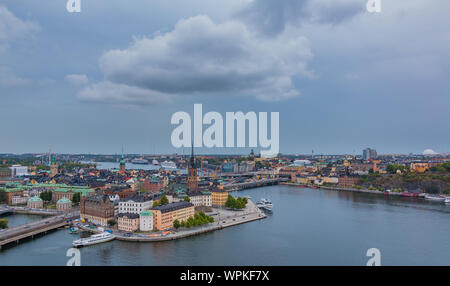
[88,161,185,173]
[2,214,48,228]
[1,185,450,265]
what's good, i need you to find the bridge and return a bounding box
[224,178,288,191]
[0,211,80,250]
[0,207,14,217]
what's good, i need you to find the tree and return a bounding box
[0,190,6,203]
[184,196,190,202]
[0,219,8,229]
[107,219,116,227]
[173,219,180,229]
[152,201,160,207]
[160,195,169,205]
[225,195,248,210]
[40,191,52,202]
[72,192,80,204]
[425,185,439,194]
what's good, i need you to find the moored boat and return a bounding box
[445,197,450,204]
[257,198,273,211]
[72,232,115,247]
[161,160,177,169]
[424,194,446,202]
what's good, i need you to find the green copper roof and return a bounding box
[29,196,43,202]
[57,197,71,204]
[140,210,153,216]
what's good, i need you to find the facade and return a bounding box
[27,196,43,209]
[0,167,11,178]
[117,213,140,232]
[185,190,212,207]
[56,197,72,212]
[139,210,154,231]
[11,195,29,205]
[410,163,429,173]
[338,176,360,187]
[141,177,168,193]
[363,148,377,161]
[118,195,153,214]
[80,195,115,226]
[211,189,228,207]
[149,201,195,231]
[9,165,28,177]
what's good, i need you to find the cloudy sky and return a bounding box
[0,0,449,155]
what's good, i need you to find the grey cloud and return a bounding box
[65,74,89,85]
[82,15,312,104]
[0,5,40,51]
[236,0,364,36]
[0,66,31,87]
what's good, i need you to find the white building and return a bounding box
[9,165,28,177]
[119,195,153,214]
[185,191,212,207]
[139,210,153,231]
[11,195,29,205]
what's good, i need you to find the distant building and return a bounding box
[139,210,154,231]
[50,155,58,177]
[11,195,29,205]
[338,176,360,187]
[187,146,198,191]
[363,148,377,161]
[0,167,11,178]
[9,165,28,177]
[80,194,115,226]
[27,196,43,209]
[149,201,195,231]
[185,190,212,207]
[117,213,140,232]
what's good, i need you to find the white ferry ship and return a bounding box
[424,194,446,202]
[445,197,450,204]
[257,198,273,211]
[72,232,115,248]
[161,160,177,169]
[131,158,149,164]
[152,159,159,165]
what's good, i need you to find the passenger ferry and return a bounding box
[131,158,149,164]
[72,232,115,247]
[161,160,177,169]
[257,198,273,211]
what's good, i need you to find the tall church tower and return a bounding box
[50,155,58,177]
[187,145,198,191]
[119,146,126,173]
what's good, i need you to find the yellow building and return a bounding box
[211,189,228,207]
[410,163,429,173]
[149,201,195,231]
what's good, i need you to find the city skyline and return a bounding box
[1,0,449,155]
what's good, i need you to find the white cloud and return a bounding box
[0,66,30,87]
[80,15,312,104]
[0,5,40,52]
[65,74,89,85]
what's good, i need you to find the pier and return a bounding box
[0,211,80,250]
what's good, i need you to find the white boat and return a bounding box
[161,160,177,169]
[257,198,273,211]
[424,194,446,202]
[445,197,450,204]
[152,159,159,165]
[72,232,115,247]
[131,158,149,164]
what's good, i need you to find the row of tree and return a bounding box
[40,191,53,202]
[152,195,169,207]
[225,195,248,210]
[0,219,8,229]
[173,212,214,229]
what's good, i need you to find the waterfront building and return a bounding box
[117,213,140,232]
[118,194,153,214]
[149,201,195,231]
[139,210,154,231]
[211,189,228,208]
[3,188,25,204]
[80,194,115,226]
[187,146,198,191]
[27,196,43,209]
[185,190,212,207]
[11,195,29,205]
[338,176,360,187]
[56,197,72,212]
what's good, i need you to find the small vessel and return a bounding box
[72,232,115,248]
[424,194,446,202]
[161,160,177,169]
[445,197,450,204]
[69,227,79,234]
[152,159,159,165]
[257,198,273,211]
[400,192,419,197]
[131,158,149,164]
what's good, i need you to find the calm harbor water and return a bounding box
[1,185,450,266]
